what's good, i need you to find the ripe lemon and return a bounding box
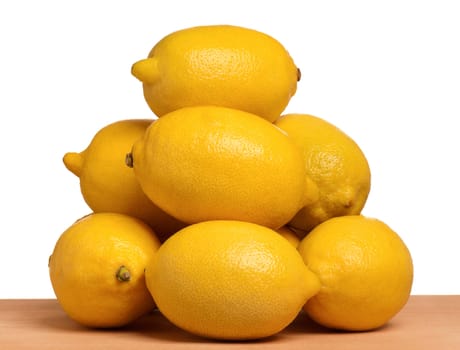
[48,213,161,328]
[126,106,316,229]
[275,114,371,233]
[145,220,321,340]
[131,24,300,122]
[297,215,413,331]
[63,119,186,242]
[276,226,301,247]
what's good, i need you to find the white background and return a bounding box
[1,1,459,298]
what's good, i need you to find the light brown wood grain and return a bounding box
[0,296,459,349]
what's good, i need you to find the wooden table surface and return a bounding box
[0,296,459,349]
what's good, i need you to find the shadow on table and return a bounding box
[39,304,395,344]
[127,309,336,343]
[280,311,395,335]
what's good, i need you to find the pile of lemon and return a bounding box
[49,25,413,340]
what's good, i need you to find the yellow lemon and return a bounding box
[131,24,300,123]
[63,119,186,242]
[275,114,371,233]
[297,215,413,331]
[49,213,161,328]
[276,226,301,248]
[126,106,315,229]
[145,220,321,340]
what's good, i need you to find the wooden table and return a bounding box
[0,296,459,349]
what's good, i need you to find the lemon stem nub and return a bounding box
[116,266,131,282]
[297,68,301,82]
[131,58,159,84]
[125,153,134,168]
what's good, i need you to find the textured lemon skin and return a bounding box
[131,24,299,122]
[63,119,186,241]
[297,215,413,331]
[131,106,313,229]
[49,213,161,328]
[145,220,321,340]
[275,114,371,233]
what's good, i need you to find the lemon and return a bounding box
[63,119,186,242]
[131,24,300,122]
[126,106,315,229]
[276,226,301,247]
[145,220,320,340]
[275,114,371,233]
[48,213,161,328]
[297,215,413,331]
